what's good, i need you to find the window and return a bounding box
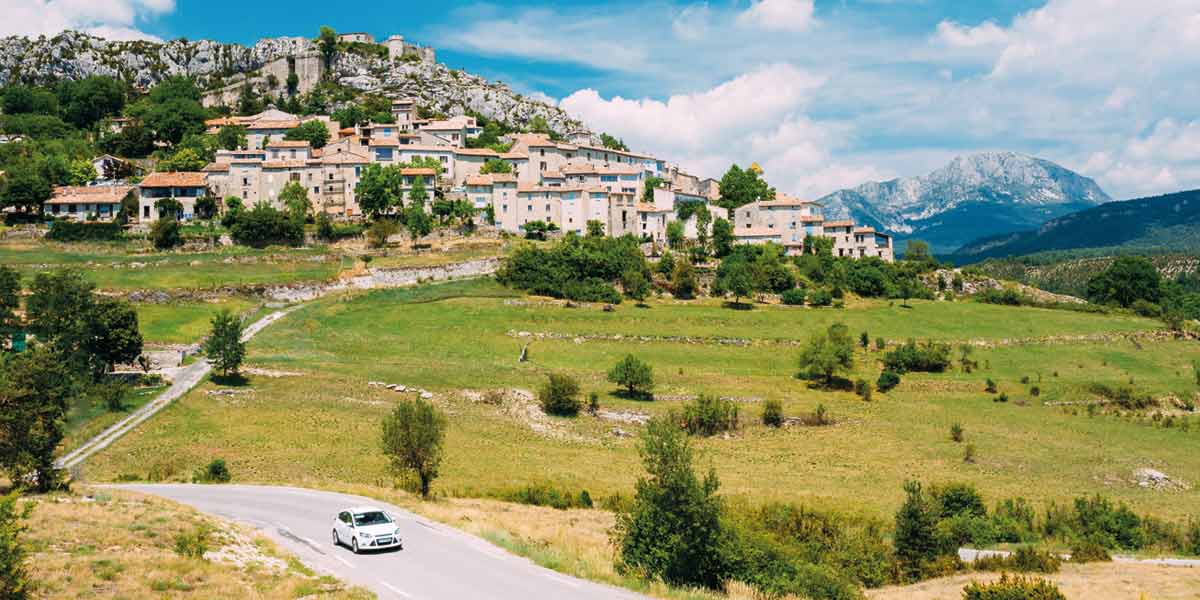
[539,149,545,156]
[68,204,76,213]
[544,203,550,211]
[540,161,547,171]
[143,206,150,218]
[502,204,508,212]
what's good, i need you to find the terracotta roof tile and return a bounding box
[45,185,133,205]
[266,140,311,148]
[140,172,207,188]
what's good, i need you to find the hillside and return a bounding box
[0,30,584,134]
[817,152,1111,253]
[952,188,1200,262]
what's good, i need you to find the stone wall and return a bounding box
[201,54,323,108]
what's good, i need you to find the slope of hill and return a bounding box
[0,30,583,134]
[817,152,1111,252]
[952,189,1200,262]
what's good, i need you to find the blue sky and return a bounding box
[6,1,1200,200]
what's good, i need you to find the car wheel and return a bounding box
[351,538,360,554]
[332,529,339,547]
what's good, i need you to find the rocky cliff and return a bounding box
[0,31,584,134]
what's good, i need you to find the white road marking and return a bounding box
[301,536,321,547]
[333,554,356,569]
[381,581,413,598]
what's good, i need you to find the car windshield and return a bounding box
[353,511,391,526]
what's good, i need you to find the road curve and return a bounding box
[113,484,648,600]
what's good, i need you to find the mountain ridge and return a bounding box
[816,152,1111,252]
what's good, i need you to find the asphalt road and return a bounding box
[115,484,649,600]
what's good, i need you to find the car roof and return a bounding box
[343,506,387,514]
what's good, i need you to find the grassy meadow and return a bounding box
[86,278,1200,525]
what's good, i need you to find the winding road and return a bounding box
[115,484,648,600]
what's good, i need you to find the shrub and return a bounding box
[875,337,886,351]
[985,378,998,393]
[859,331,870,348]
[978,288,1025,306]
[366,219,399,248]
[173,524,213,559]
[45,220,123,242]
[538,373,582,417]
[780,288,806,305]
[194,458,230,483]
[962,574,1066,600]
[150,217,182,250]
[974,546,1061,573]
[761,399,783,427]
[381,399,448,497]
[501,483,593,510]
[499,234,649,301]
[950,423,964,443]
[854,378,869,396]
[1068,539,1112,563]
[808,288,833,306]
[681,396,739,436]
[995,393,1009,403]
[796,403,832,426]
[895,481,946,581]
[607,355,653,399]
[562,277,622,304]
[230,203,303,247]
[796,323,855,385]
[587,391,600,415]
[1068,495,1144,550]
[883,339,952,373]
[90,381,129,412]
[964,444,977,463]
[876,370,901,392]
[1030,385,1040,397]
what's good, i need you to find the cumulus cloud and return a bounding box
[934,20,1008,48]
[0,0,173,40]
[559,64,872,198]
[736,0,816,33]
[672,3,712,41]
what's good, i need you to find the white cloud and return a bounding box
[526,91,558,107]
[0,0,173,41]
[934,20,1008,48]
[672,3,712,41]
[736,0,816,33]
[560,64,871,198]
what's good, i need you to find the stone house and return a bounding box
[137,172,208,222]
[43,185,133,221]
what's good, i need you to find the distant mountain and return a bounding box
[950,188,1200,262]
[817,152,1111,253]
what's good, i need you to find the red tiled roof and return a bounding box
[140,172,207,188]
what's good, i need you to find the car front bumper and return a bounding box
[360,535,402,549]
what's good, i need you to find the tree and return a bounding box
[58,76,125,129]
[0,163,51,214]
[284,120,329,149]
[797,322,855,385]
[404,203,433,242]
[194,194,218,221]
[1087,256,1162,308]
[694,206,712,252]
[608,355,654,398]
[158,147,206,172]
[216,125,247,151]
[712,259,755,307]
[367,219,399,249]
[84,298,144,378]
[586,220,605,237]
[666,220,685,250]
[99,122,156,158]
[0,491,31,598]
[318,26,338,71]
[2,85,58,115]
[26,270,141,380]
[671,260,698,299]
[407,173,429,209]
[67,158,95,186]
[894,481,942,581]
[154,198,182,220]
[657,251,676,277]
[0,346,75,492]
[380,399,448,497]
[0,266,19,340]
[538,373,582,417]
[204,310,245,378]
[479,158,512,174]
[613,416,726,588]
[229,203,304,247]
[355,163,405,217]
[716,164,774,209]
[278,181,311,222]
[150,217,181,250]
[599,132,629,151]
[903,239,933,264]
[236,83,263,116]
[622,268,651,305]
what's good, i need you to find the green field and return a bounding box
[88,279,1200,524]
[135,297,260,344]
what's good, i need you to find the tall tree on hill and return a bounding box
[355,164,405,218]
[0,345,76,492]
[57,75,125,129]
[711,217,734,258]
[284,120,329,148]
[797,322,855,385]
[1087,256,1162,308]
[204,310,245,378]
[0,163,51,214]
[319,26,338,72]
[717,164,774,209]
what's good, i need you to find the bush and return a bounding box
[883,339,952,373]
[538,373,582,417]
[985,378,998,393]
[781,288,806,305]
[808,288,833,306]
[173,524,213,559]
[194,458,230,483]
[875,337,886,351]
[587,391,600,415]
[1068,495,1144,550]
[1068,539,1112,563]
[366,218,399,248]
[761,399,783,427]
[962,574,1066,600]
[230,204,303,247]
[151,218,182,250]
[90,381,129,412]
[973,546,1061,573]
[796,403,833,426]
[950,423,964,442]
[681,395,739,436]
[876,370,901,392]
[0,492,30,598]
[498,234,649,302]
[45,220,123,242]
[562,277,622,304]
[501,483,593,510]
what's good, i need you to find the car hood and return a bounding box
[356,523,400,536]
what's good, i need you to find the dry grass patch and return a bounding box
[866,562,1200,600]
[24,488,371,599]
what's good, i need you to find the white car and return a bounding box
[332,506,403,553]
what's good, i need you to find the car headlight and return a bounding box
[359,532,373,538]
